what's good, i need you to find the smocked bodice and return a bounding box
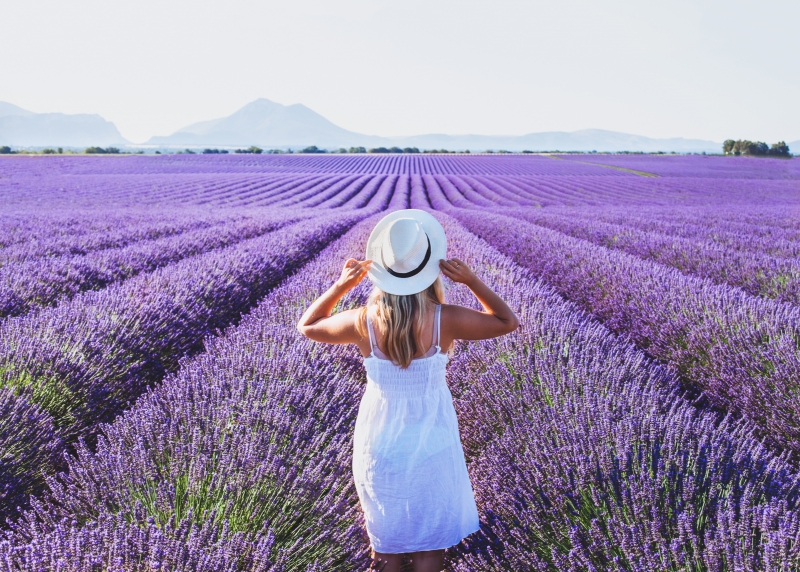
[363,304,448,398]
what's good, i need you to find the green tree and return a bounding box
[769,141,791,157]
[348,146,366,153]
[0,146,12,154]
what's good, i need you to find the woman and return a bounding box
[298,210,518,572]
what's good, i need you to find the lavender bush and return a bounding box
[0,212,220,266]
[5,213,799,571]
[455,209,800,459]
[580,206,800,259]
[435,215,800,571]
[1,153,799,569]
[0,212,361,519]
[0,210,309,318]
[501,207,800,304]
[3,217,384,569]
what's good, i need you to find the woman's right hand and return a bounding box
[439,258,477,286]
[336,258,372,291]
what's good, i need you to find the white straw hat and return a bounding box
[365,209,447,296]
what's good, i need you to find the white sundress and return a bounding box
[353,304,480,553]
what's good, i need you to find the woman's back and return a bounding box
[365,303,443,362]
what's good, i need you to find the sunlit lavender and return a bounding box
[1,153,799,570]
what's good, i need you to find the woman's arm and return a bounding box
[439,257,519,342]
[297,258,372,345]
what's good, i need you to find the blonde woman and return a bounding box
[298,209,518,572]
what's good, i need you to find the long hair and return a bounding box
[357,276,445,369]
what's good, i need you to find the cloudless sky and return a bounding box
[1,0,798,143]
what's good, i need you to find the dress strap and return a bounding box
[365,312,376,356]
[434,304,442,352]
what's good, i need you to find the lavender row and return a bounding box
[0,211,168,251]
[0,154,628,177]
[577,206,800,258]
[501,207,800,305]
[0,512,286,572]
[2,217,386,569]
[0,213,361,519]
[455,210,800,459]
[4,170,798,210]
[559,154,800,180]
[0,209,309,319]
[0,211,229,266]
[618,205,800,240]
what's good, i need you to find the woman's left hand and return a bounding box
[336,258,372,291]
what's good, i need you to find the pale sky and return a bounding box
[1,0,798,144]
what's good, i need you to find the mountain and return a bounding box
[0,102,128,147]
[0,102,35,118]
[148,99,720,152]
[147,98,375,148]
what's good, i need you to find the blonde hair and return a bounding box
[357,276,446,369]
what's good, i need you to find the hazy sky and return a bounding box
[2,0,798,144]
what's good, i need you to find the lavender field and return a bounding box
[0,153,799,571]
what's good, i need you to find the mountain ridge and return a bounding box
[0,98,749,152]
[147,98,722,152]
[0,102,128,147]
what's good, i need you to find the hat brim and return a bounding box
[365,209,447,296]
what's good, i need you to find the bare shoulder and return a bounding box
[439,302,518,341]
[329,307,364,331]
[440,303,474,319]
[438,303,475,331]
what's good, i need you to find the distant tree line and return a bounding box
[84,147,121,154]
[367,147,420,154]
[0,146,102,155]
[179,147,262,154]
[723,140,791,157]
[292,146,481,154]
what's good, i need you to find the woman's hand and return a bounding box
[336,258,372,292]
[439,258,477,286]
